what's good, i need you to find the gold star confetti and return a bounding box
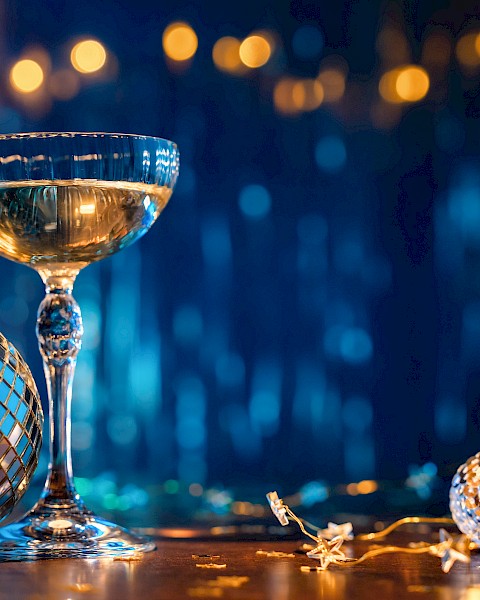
[196,563,227,569]
[298,543,315,552]
[113,552,143,561]
[192,554,221,560]
[256,550,295,558]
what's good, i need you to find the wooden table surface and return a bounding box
[0,535,478,600]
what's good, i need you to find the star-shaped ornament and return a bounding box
[306,536,348,570]
[266,491,289,526]
[318,522,354,541]
[429,529,470,573]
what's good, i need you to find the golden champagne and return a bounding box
[0,179,172,270]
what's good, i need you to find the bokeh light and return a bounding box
[9,59,44,93]
[292,79,324,111]
[395,66,429,101]
[163,22,198,62]
[239,35,271,68]
[379,65,429,103]
[292,25,324,59]
[378,68,403,103]
[339,327,373,364]
[357,480,378,494]
[317,69,345,102]
[456,32,480,68]
[238,184,271,219]
[70,39,107,74]
[273,78,302,115]
[212,37,243,73]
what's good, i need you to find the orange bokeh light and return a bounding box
[163,22,198,62]
[239,35,271,68]
[10,59,44,93]
[212,37,243,73]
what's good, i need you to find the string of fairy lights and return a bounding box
[6,20,480,122]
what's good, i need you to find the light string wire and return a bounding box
[355,516,455,540]
[297,513,455,540]
[266,491,471,573]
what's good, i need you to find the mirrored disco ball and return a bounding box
[0,333,43,522]
[450,452,480,545]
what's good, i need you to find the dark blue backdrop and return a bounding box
[1,0,480,521]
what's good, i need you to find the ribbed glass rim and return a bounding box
[0,131,179,187]
[0,131,177,148]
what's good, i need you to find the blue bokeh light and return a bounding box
[315,136,347,173]
[292,25,324,59]
[238,184,272,219]
[340,328,373,364]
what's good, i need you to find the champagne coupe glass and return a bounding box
[0,132,179,559]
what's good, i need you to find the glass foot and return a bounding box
[0,505,155,560]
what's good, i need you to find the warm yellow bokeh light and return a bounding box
[273,78,300,115]
[212,36,242,73]
[378,68,403,103]
[71,40,107,74]
[292,79,324,111]
[475,34,480,59]
[163,22,198,61]
[10,59,44,93]
[317,69,345,102]
[239,35,271,68]
[357,480,378,494]
[273,77,323,115]
[456,32,480,67]
[379,65,429,103]
[395,66,429,101]
[346,483,359,496]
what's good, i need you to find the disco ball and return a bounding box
[0,332,43,522]
[450,452,480,545]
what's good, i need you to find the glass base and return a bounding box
[0,505,155,561]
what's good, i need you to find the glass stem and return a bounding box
[36,275,84,509]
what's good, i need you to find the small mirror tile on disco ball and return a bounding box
[0,332,43,522]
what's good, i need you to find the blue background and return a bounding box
[2,0,480,523]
